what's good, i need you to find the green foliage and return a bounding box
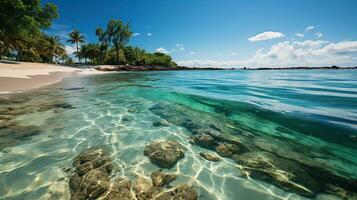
[44,35,66,63]
[0,0,177,67]
[67,29,85,63]
[101,19,132,64]
[0,0,59,61]
[92,19,177,66]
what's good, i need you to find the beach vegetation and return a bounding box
[0,0,177,67]
[0,0,59,62]
[67,30,85,63]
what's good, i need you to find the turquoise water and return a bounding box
[0,69,356,199]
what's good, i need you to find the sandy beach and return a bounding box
[0,61,106,93]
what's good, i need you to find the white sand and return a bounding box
[0,61,108,93]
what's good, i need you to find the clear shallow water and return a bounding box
[0,69,357,200]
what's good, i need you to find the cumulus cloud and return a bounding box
[133,33,140,36]
[155,44,186,55]
[306,26,315,32]
[177,40,357,68]
[147,33,152,36]
[155,47,169,54]
[315,32,323,39]
[65,45,76,55]
[248,31,285,42]
[296,33,304,37]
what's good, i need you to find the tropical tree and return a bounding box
[95,28,109,63]
[45,35,65,63]
[67,29,85,63]
[78,44,89,64]
[0,0,58,61]
[124,46,146,65]
[105,19,132,64]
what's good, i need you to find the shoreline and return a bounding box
[0,61,107,94]
[93,65,226,71]
[1,61,356,94]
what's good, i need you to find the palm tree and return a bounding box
[95,28,108,63]
[106,19,132,64]
[67,29,85,63]
[46,35,65,63]
[86,43,100,64]
[78,44,89,64]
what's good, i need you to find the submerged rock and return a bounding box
[215,142,242,158]
[104,177,135,200]
[233,151,321,197]
[69,148,198,200]
[151,171,177,187]
[144,141,185,168]
[191,133,216,148]
[53,102,75,109]
[0,123,42,151]
[155,184,198,200]
[69,148,113,200]
[70,169,110,200]
[324,184,349,200]
[153,120,170,127]
[72,148,113,176]
[133,176,153,193]
[199,152,221,162]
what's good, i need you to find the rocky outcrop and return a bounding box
[102,177,135,200]
[155,184,198,200]
[151,171,177,187]
[72,148,113,176]
[69,148,113,200]
[215,142,242,158]
[233,151,321,197]
[148,102,357,199]
[191,133,216,148]
[190,133,247,161]
[102,172,194,200]
[69,148,197,200]
[0,121,42,151]
[144,141,185,168]
[199,152,221,162]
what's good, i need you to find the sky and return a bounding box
[44,0,357,68]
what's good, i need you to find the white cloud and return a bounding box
[315,32,323,38]
[156,44,185,54]
[175,44,185,52]
[306,26,315,32]
[231,52,237,56]
[296,33,304,37]
[65,45,76,55]
[133,33,140,36]
[155,47,169,54]
[147,33,152,36]
[177,40,357,68]
[189,51,195,55]
[248,31,285,42]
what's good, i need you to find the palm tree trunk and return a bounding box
[76,42,80,64]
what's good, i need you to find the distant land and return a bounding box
[94,65,224,71]
[94,65,357,72]
[242,66,357,70]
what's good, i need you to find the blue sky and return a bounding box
[44,0,357,67]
